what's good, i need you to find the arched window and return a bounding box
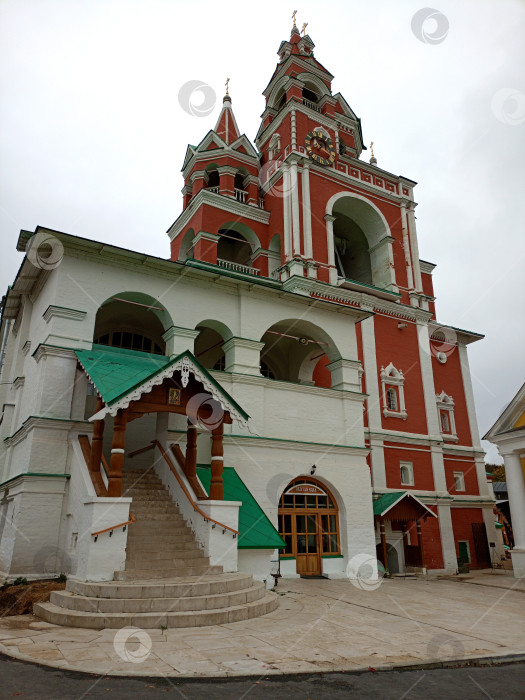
[205,166,220,191]
[380,363,407,419]
[436,391,458,441]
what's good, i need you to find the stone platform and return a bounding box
[1,573,524,677]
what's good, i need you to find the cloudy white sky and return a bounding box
[1,0,524,462]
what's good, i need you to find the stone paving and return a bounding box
[0,573,524,677]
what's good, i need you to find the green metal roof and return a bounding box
[76,345,169,405]
[75,345,249,421]
[373,491,407,516]
[197,466,286,550]
[373,491,437,518]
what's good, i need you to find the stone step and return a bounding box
[49,582,266,614]
[114,565,223,580]
[130,505,181,513]
[125,540,200,551]
[126,533,194,545]
[125,554,208,570]
[131,514,185,522]
[34,592,278,629]
[67,572,256,599]
[125,549,205,562]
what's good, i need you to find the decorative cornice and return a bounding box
[5,416,88,448]
[32,344,78,364]
[43,305,87,324]
[13,376,25,390]
[168,188,270,240]
[22,341,31,356]
[224,433,366,456]
[163,325,200,343]
[222,337,266,353]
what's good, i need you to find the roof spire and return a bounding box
[369,141,377,165]
[301,22,308,36]
[291,9,300,35]
[214,83,241,144]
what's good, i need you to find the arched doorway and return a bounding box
[278,477,340,576]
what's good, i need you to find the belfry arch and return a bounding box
[325,192,396,290]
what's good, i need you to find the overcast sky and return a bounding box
[1,0,524,463]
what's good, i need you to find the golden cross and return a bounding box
[301,22,308,36]
[225,77,230,96]
[291,10,297,26]
[370,141,375,158]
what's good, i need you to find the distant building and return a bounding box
[485,383,525,577]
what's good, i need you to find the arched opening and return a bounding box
[260,319,338,385]
[205,163,220,191]
[376,542,400,574]
[279,477,340,576]
[302,86,319,104]
[93,293,169,355]
[217,229,252,266]
[268,233,282,278]
[178,228,195,261]
[234,169,248,203]
[194,320,232,371]
[333,214,372,284]
[216,221,260,271]
[329,194,395,290]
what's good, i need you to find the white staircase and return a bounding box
[34,468,278,629]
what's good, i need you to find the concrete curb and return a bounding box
[1,643,524,679]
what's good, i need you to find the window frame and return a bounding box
[400,461,415,486]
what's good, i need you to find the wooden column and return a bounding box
[186,422,198,480]
[90,397,105,475]
[108,410,127,497]
[416,519,425,569]
[210,421,224,500]
[402,524,410,568]
[379,517,388,573]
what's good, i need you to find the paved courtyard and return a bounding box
[0,572,524,678]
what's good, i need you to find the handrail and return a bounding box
[128,443,155,459]
[78,435,108,497]
[101,453,110,478]
[152,439,239,536]
[92,512,136,539]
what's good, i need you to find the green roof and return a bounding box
[373,491,407,516]
[197,466,286,550]
[75,345,249,421]
[373,491,437,518]
[76,344,169,405]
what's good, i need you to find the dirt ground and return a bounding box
[0,579,66,616]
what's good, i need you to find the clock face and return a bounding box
[305,129,336,166]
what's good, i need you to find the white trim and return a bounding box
[111,448,125,455]
[380,363,407,420]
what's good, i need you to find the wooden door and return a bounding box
[295,513,321,576]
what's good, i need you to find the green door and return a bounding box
[458,541,470,563]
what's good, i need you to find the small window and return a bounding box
[387,387,398,411]
[453,471,465,492]
[400,462,414,486]
[440,411,450,433]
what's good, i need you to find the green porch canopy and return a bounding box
[75,344,249,426]
[197,466,286,550]
[373,491,437,518]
